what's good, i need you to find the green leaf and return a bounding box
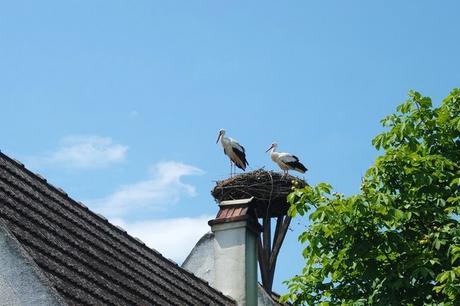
[419,97,433,108]
[450,178,460,187]
[372,134,384,150]
[287,205,297,217]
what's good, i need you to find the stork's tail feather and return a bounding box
[234,162,246,171]
[234,157,248,170]
[233,149,249,171]
[287,161,308,173]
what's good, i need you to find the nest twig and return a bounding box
[211,169,306,204]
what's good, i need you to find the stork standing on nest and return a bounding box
[266,142,307,176]
[216,129,249,176]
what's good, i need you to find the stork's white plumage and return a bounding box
[216,129,248,176]
[266,142,307,176]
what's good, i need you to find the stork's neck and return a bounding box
[220,135,229,146]
[268,147,278,158]
[269,147,279,162]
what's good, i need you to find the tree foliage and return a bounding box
[281,89,460,305]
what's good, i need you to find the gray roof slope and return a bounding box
[0,152,235,306]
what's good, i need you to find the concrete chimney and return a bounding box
[208,197,260,306]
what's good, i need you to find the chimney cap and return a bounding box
[209,196,262,233]
[219,197,254,207]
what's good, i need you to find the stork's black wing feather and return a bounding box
[233,145,249,170]
[285,160,308,173]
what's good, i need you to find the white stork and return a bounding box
[216,129,248,176]
[266,142,307,176]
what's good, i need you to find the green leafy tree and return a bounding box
[281,89,460,305]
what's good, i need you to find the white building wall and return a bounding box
[0,224,65,306]
[182,231,215,286]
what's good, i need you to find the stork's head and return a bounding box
[265,142,278,152]
[216,129,226,143]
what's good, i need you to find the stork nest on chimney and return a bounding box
[211,169,307,206]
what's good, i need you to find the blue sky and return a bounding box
[1,1,459,293]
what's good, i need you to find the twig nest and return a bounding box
[211,169,306,216]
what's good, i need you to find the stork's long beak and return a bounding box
[216,133,221,144]
[265,144,273,153]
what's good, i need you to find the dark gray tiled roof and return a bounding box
[0,152,235,306]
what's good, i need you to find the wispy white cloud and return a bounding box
[32,135,128,169]
[89,161,204,217]
[87,161,207,262]
[111,215,212,262]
